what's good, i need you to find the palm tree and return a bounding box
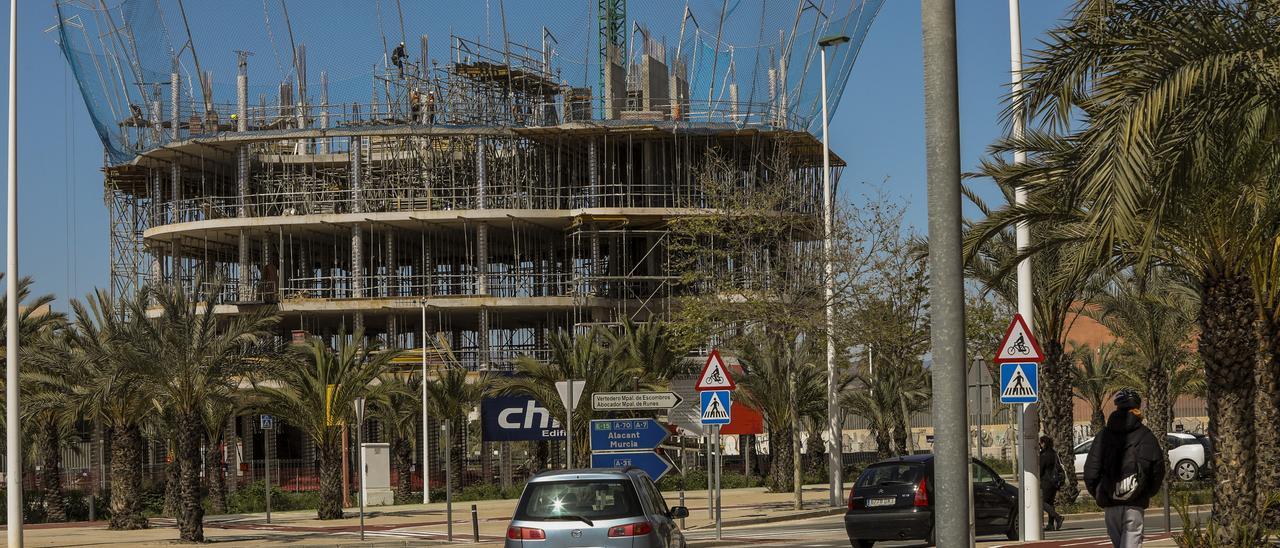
[1071,343,1122,435]
[0,274,65,349]
[61,289,153,530]
[256,330,399,519]
[21,328,80,523]
[202,395,240,515]
[972,2,1280,534]
[425,364,489,490]
[734,333,824,493]
[841,359,931,459]
[492,327,646,465]
[1088,268,1197,475]
[127,282,277,541]
[615,319,689,381]
[964,163,1104,505]
[372,371,422,502]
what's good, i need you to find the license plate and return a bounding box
[866,497,896,507]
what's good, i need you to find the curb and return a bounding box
[686,506,846,531]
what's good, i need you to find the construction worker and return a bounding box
[391,42,408,78]
[410,88,422,123]
[425,90,437,124]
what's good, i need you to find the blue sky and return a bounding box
[0,0,1074,306]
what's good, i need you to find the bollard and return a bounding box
[471,504,480,542]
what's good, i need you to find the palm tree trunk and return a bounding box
[175,411,206,542]
[40,422,67,522]
[1090,405,1105,436]
[1257,315,1280,528]
[1039,341,1079,504]
[205,442,227,515]
[1146,357,1172,481]
[1199,270,1258,539]
[892,419,907,456]
[317,437,345,519]
[163,450,179,518]
[873,426,892,460]
[766,427,793,492]
[108,424,148,530]
[391,437,412,503]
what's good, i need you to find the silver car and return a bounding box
[505,468,689,547]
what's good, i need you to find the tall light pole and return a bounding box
[921,1,972,546]
[818,32,850,509]
[1007,0,1041,540]
[7,0,22,544]
[420,298,430,504]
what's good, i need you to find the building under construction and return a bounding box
[59,0,882,370]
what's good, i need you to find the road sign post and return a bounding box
[556,380,585,469]
[260,415,273,523]
[994,313,1046,542]
[696,350,735,541]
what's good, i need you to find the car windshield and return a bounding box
[856,463,925,488]
[514,479,643,521]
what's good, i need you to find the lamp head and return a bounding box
[818,34,851,48]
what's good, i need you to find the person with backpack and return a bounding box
[1040,435,1066,531]
[1084,388,1165,547]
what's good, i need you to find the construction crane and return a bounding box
[598,0,626,111]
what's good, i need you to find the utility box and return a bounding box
[361,442,394,506]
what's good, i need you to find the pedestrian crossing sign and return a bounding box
[999,362,1039,404]
[699,390,732,425]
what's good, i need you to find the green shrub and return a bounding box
[225,481,322,514]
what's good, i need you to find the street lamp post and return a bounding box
[818,32,850,510]
[420,298,430,505]
[6,0,22,544]
[353,397,367,541]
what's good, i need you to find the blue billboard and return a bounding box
[481,396,566,442]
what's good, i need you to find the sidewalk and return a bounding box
[22,484,845,547]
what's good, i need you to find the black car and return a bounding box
[844,454,1018,547]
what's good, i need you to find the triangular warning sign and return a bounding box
[1001,364,1037,398]
[696,349,736,391]
[702,393,730,420]
[993,314,1045,363]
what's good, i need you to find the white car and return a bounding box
[1072,432,1210,482]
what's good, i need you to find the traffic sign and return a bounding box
[555,380,586,410]
[260,414,274,430]
[589,419,670,452]
[696,349,736,391]
[994,314,1045,363]
[590,451,674,481]
[699,390,732,425]
[591,391,684,411]
[999,362,1039,404]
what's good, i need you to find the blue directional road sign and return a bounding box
[699,390,732,425]
[591,451,674,481]
[589,419,670,452]
[999,362,1039,404]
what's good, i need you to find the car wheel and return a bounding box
[849,540,874,548]
[1005,509,1019,540]
[1175,459,1199,481]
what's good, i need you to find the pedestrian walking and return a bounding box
[1083,388,1165,547]
[1040,435,1066,531]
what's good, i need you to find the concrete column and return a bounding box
[237,52,248,132]
[150,85,163,147]
[352,226,364,298]
[476,137,487,209]
[588,139,599,208]
[351,136,363,213]
[237,145,251,301]
[590,224,602,296]
[170,57,181,142]
[385,231,395,297]
[476,223,489,295]
[478,307,491,368]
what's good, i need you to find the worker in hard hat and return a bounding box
[391,42,408,78]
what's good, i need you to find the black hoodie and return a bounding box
[1083,409,1164,508]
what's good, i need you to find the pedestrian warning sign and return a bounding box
[994,314,1045,363]
[695,349,736,391]
[700,390,732,425]
[999,362,1039,404]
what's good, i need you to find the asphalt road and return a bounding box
[684,509,1190,547]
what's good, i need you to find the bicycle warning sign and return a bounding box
[696,349,736,391]
[994,314,1044,363]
